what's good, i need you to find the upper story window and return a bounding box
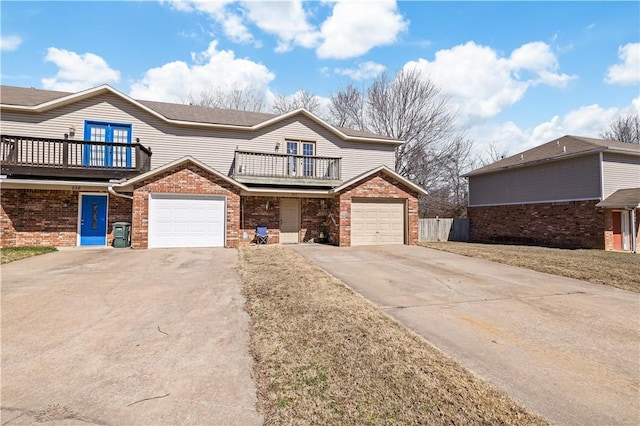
[83,121,132,168]
[285,139,315,177]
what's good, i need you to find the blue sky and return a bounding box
[1,1,638,160]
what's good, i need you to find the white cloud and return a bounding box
[335,61,385,80]
[317,0,408,59]
[469,99,636,163]
[129,40,275,103]
[605,42,640,85]
[164,0,258,45]
[41,48,120,92]
[243,1,318,52]
[1,35,23,51]
[165,0,407,59]
[405,41,576,124]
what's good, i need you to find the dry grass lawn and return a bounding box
[0,246,57,264]
[421,242,640,293]
[239,245,548,425]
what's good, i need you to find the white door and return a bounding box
[351,200,405,246]
[280,198,300,244]
[148,194,225,248]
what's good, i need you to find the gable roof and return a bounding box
[1,84,401,145]
[467,135,640,177]
[332,165,427,196]
[595,188,640,209]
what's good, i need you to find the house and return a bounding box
[0,85,425,249]
[466,135,640,252]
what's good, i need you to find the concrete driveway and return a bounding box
[292,244,640,426]
[1,248,262,426]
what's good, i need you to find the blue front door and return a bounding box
[80,195,108,246]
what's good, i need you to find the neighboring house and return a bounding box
[466,135,640,252]
[0,85,424,249]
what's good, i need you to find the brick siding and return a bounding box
[1,189,132,247]
[336,172,421,247]
[239,197,336,245]
[468,200,605,249]
[130,163,241,249]
[2,169,421,249]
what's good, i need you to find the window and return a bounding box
[83,121,132,167]
[285,139,315,177]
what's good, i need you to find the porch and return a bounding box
[233,150,341,186]
[0,134,152,180]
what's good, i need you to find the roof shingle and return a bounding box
[467,135,640,176]
[1,85,398,141]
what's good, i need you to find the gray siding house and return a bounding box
[1,85,425,249]
[466,135,640,252]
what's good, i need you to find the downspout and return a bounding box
[631,208,638,254]
[108,185,133,200]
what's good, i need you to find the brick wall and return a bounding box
[468,200,605,249]
[106,195,134,245]
[1,189,132,247]
[300,198,334,243]
[240,196,281,245]
[239,197,336,245]
[336,172,421,247]
[131,163,241,249]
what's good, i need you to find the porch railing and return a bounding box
[0,134,152,179]
[234,150,341,185]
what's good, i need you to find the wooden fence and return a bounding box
[419,218,469,242]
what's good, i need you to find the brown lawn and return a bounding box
[421,242,640,293]
[239,245,548,425]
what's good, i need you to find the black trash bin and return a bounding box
[112,222,131,248]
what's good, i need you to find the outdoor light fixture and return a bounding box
[275,141,281,151]
[68,125,76,137]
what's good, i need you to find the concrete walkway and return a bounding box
[292,244,640,426]
[1,248,262,426]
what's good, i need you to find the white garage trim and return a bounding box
[351,199,406,246]
[148,193,226,248]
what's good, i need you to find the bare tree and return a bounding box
[271,90,322,115]
[328,83,366,130]
[600,113,640,144]
[184,85,267,112]
[328,67,474,217]
[476,143,510,167]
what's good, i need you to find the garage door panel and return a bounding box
[149,194,226,248]
[351,200,404,246]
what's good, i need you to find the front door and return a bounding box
[80,194,108,246]
[280,198,300,244]
[83,121,132,167]
[612,210,630,251]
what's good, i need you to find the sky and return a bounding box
[1,1,639,162]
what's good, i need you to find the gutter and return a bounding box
[108,185,133,200]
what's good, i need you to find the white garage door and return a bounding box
[148,194,225,248]
[351,200,405,246]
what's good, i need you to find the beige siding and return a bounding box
[1,94,396,181]
[602,152,640,199]
[469,154,601,206]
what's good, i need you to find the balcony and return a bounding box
[234,150,341,186]
[0,135,152,180]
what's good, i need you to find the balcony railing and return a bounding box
[234,150,341,186]
[0,135,152,180]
